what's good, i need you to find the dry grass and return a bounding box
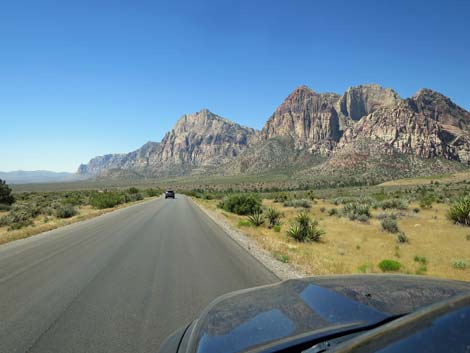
[0,198,158,246]
[379,171,470,187]
[196,198,470,281]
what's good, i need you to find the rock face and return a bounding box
[260,86,341,155]
[78,109,256,177]
[78,84,470,179]
[337,101,470,165]
[337,84,401,121]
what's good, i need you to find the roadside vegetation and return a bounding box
[0,180,162,245]
[191,175,470,281]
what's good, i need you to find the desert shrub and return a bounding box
[380,199,408,210]
[357,214,369,223]
[381,217,399,233]
[452,260,467,270]
[283,199,311,208]
[0,179,15,205]
[273,193,289,203]
[416,265,427,275]
[218,194,261,215]
[358,263,374,273]
[0,204,11,212]
[272,225,281,232]
[447,196,470,226]
[0,204,39,229]
[238,219,251,227]
[342,203,370,221]
[127,187,140,194]
[419,194,436,209]
[127,193,144,202]
[414,256,428,265]
[286,211,324,242]
[265,207,282,228]
[378,259,401,272]
[55,206,78,219]
[90,192,123,209]
[328,208,338,216]
[376,212,398,220]
[247,210,264,227]
[145,188,160,197]
[272,252,289,263]
[62,192,86,206]
[396,231,409,243]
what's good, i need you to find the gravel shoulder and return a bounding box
[191,198,306,280]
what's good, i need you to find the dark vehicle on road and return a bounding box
[165,190,175,199]
[158,275,470,353]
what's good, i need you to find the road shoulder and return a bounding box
[190,198,305,280]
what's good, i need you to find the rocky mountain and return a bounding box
[78,109,256,177]
[78,84,470,182]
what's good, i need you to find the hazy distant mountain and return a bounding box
[77,84,470,182]
[0,170,81,184]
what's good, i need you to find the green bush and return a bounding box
[237,219,251,227]
[380,199,408,210]
[419,194,436,209]
[452,259,467,270]
[358,263,374,273]
[447,196,470,226]
[283,199,311,208]
[328,208,338,216]
[145,188,161,197]
[272,251,289,263]
[0,204,39,230]
[414,256,428,265]
[273,193,289,203]
[0,179,15,205]
[247,210,264,227]
[218,194,261,215]
[342,203,370,221]
[55,206,78,219]
[90,192,123,209]
[286,211,324,242]
[127,187,140,194]
[272,225,281,232]
[397,231,409,243]
[378,259,401,272]
[381,217,399,233]
[265,207,282,228]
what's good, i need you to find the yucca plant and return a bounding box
[265,207,282,228]
[247,210,264,226]
[447,196,470,226]
[286,211,325,242]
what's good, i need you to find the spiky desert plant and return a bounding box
[447,196,470,226]
[286,211,325,242]
[265,207,282,228]
[247,210,264,226]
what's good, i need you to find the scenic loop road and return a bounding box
[0,196,278,353]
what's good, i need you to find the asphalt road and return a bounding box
[0,196,278,353]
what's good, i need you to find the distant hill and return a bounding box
[0,170,82,184]
[77,84,470,184]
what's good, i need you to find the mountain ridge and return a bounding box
[77,84,470,182]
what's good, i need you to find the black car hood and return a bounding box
[164,275,470,353]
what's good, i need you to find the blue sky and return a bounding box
[1,0,469,172]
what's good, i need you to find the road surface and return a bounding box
[0,196,278,353]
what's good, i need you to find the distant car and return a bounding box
[158,275,470,353]
[165,190,175,199]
